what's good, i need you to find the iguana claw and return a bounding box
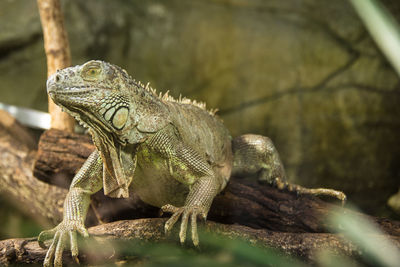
[161,204,206,247]
[38,220,89,267]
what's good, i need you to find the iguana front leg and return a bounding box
[147,125,221,246]
[162,175,219,246]
[38,150,103,267]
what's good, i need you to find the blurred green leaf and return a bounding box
[328,205,400,267]
[96,228,306,267]
[0,198,42,239]
[350,0,400,76]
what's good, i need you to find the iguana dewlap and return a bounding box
[38,60,345,267]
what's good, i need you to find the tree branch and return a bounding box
[32,128,400,236]
[2,218,399,265]
[37,0,75,132]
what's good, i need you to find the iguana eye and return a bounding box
[82,62,102,81]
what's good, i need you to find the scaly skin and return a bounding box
[38,60,346,266]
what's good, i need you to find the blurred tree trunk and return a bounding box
[0,111,66,227]
[37,0,75,132]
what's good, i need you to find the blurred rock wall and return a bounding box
[1,0,399,217]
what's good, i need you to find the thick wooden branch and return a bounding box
[33,129,400,236]
[2,218,399,265]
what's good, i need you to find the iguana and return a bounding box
[38,60,346,266]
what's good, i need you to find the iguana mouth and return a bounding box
[51,102,93,132]
[48,86,99,95]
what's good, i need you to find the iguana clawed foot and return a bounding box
[161,204,207,247]
[272,177,347,206]
[38,220,88,267]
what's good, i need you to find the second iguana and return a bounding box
[38,60,346,266]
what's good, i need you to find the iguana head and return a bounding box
[47,60,169,198]
[47,60,135,138]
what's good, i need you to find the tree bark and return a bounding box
[1,218,399,266]
[37,0,75,132]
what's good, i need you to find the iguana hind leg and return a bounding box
[232,134,346,204]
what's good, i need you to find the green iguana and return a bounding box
[38,60,346,266]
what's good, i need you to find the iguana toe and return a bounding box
[43,231,59,267]
[162,204,182,234]
[162,204,206,246]
[179,211,189,243]
[191,213,199,247]
[54,232,67,267]
[38,228,56,249]
[70,231,79,259]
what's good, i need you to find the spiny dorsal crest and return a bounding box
[131,79,217,116]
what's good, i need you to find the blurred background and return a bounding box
[1,0,400,241]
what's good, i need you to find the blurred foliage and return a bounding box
[0,198,42,240]
[81,230,306,267]
[350,0,400,216]
[350,0,400,76]
[327,205,400,267]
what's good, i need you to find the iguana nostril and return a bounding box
[55,74,61,82]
